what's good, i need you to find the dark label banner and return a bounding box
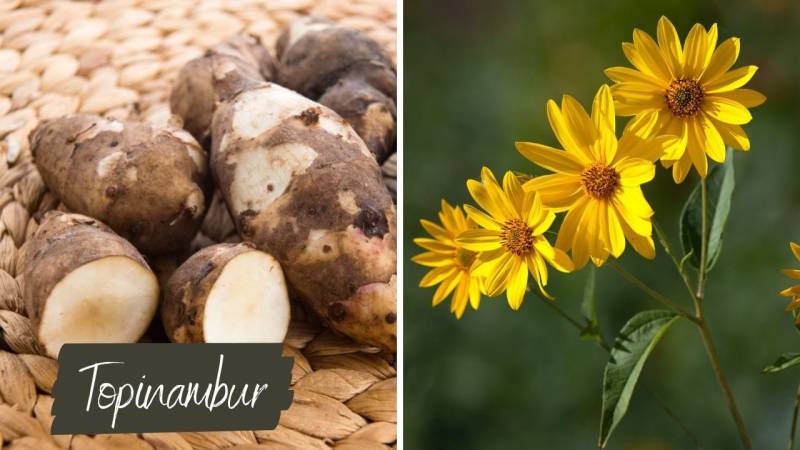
[51,343,293,434]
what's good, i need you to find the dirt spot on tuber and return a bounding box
[328,302,347,322]
[355,206,388,238]
[385,312,396,324]
[237,209,258,235]
[194,261,216,284]
[298,107,321,126]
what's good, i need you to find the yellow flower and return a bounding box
[456,168,574,308]
[515,85,678,268]
[606,16,766,183]
[412,200,484,319]
[779,242,800,323]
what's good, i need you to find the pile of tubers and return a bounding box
[22,18,397,359]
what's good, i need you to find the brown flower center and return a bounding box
[581,164,619,199]
[500,218,534,256]
[665,78,704,117]
[454,247,477,270]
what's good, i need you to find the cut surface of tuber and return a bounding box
[38,256,159,357]
[203,251,290,343]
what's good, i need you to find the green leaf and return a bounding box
[598,310,681,449]
[679,147,736,272]
[579,266,600,341]
[762,353,800,374]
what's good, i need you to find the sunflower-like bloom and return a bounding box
[606,16,765,183]
[779,242,800,323]
[515,85,679,268]
[412,200,485,319]
[456,168,574,308]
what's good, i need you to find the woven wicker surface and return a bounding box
[0,1,397,449]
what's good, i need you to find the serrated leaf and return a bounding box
[679,147,735,272]
[762,353,800,374]
[598,310,681,448]
[580,266,600,341]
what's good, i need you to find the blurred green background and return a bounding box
[403,0,800,449]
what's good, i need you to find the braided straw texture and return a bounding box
[0,1,397,449]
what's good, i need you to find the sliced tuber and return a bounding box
[161,243,290,343]
[21,212,159,358]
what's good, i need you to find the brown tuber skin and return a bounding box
[30,114,209,255]
[161,243,290,344]
[21,212,159,358]
[170,33,276,144]
[276,17,397,163]
[204,69,397,351]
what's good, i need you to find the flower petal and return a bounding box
[616,158,656,186]
[671,152,693,183]
[699,113,726,163]
[561,94,600,155]
[705,24,719,65]
[658,118,689,161]
[607,205,626,257]
[433,271,463,306]
[791,242,800,261]
[612,195,652,236]
[618,186,654,217]
[468,277,482,309]
[451,276,471,318]
[657,16,683,76]
[605,66,665,87]
[619,214,656,259]
[503,171,527,217]
[783,269,800,280]
[715,88,766,108]
[683,24,709,79]
[555,197,588,252]
[523,173,583,211]
[413,251,454,268]
[704,65,758,93]
[704,96,752,125]
[457,229,502,251]
[420,266,458,288]
[535,236,574,273]
[687,118,709,177]
[780,286,800,298]
[526,192,549,232]
[611,83,665,115]
[592,84,618,162]
[622,42,655,79]
[711,120,750,151]
[506,260,528,310]
[414,237,455,253]
[482,167,519,219]
[466,168,515,221]
[545,100,595,162]
[420,219,452,242]
[463,204,502,230]
[485,253,516,297]
[531,209,556,237]
[515,141,585,174]
[632,28,672,80]
[700,37,740,83]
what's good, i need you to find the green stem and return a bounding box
[697,178,708,300]
[607,260,695,321]
[789,384,800,450]
[534,291,610,351]
[531,292,702,448]
[653,220,697,301]
[693,307,754,450]
[686,177,752,450]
